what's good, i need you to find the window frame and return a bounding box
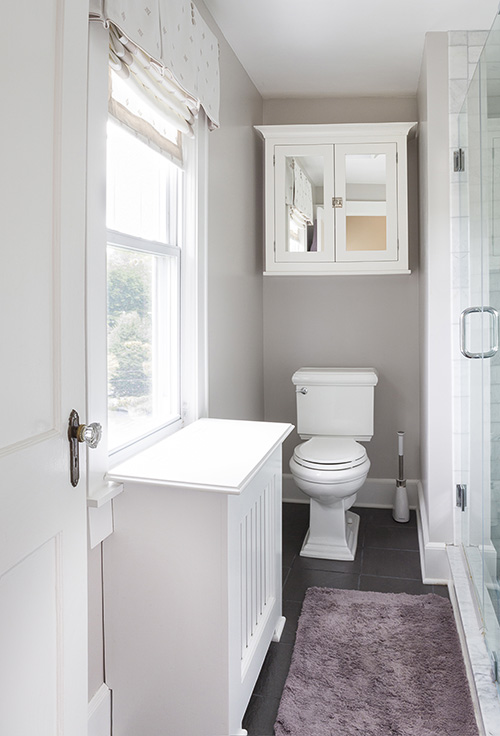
[85,21,207,480]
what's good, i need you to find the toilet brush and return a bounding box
[392,431,410,523]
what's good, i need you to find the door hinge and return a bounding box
[332,197,343,208]
[454,148,465,173]
[456,483,467,511]
[491,651,499,683]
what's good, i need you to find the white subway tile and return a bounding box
[467,31,488,47]
[449,31,468,46]
[449,45,469,79]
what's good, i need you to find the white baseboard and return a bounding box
[88,683,111,736]
[416,481,450,584]
[282,473,419,509]
[282,474,450,584]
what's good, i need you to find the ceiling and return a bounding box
[203,0,499,98]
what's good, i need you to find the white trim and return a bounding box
[88,683,111,736]
[106,228,181,258]
[86,20,112,498]
[283,475,451,582]
[185,110,209,421]
[263,269,412,276]
[416,480,450,583]
[282,473,419,508]
[255,122,417,142]
[87,481,123,508]
[88,502,113,549]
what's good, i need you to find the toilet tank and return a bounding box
[292,367,378,440]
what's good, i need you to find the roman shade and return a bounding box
[90,0,220,133]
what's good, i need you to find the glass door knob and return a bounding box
[76,422,102,449]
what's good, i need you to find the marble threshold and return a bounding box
[447,545,500,736]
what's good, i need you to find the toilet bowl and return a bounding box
[289,437,370,560]
[290,437,369,499]
[290,367,378,561]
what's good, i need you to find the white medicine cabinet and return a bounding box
[255,123,416,275]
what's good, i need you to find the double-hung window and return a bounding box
[106,71,188,454]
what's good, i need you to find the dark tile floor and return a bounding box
[242,502,449,736]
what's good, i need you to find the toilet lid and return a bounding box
[293,437,367,469]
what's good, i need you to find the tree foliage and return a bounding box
[107,249,152,406]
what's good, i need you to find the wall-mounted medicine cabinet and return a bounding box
[255,122,417,275]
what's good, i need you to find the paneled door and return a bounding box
[0,3,89,734]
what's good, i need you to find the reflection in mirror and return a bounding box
[345,154,387,252]
[285,155,324,253]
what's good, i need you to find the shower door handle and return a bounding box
[460,306,499,359]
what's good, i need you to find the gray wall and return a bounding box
[202,2,265,421]
[262,96,421,480]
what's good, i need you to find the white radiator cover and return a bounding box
[104,419,291,736]
[229,458,284,730]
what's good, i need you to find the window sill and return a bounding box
[87,480,124,508]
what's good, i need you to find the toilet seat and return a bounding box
[293,437,367,471]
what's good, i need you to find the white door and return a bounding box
[0,3,89,735]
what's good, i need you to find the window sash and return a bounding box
[107,229,181,258]
[106,233,182,454]
[106,117,183,245]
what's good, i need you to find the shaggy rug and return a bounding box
[274,587,479,736]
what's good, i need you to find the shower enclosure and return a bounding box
[457,15,500,694]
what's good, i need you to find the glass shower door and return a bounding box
[459,18,500,690]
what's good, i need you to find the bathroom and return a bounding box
[2,0,500,735]
[95,3,500,731]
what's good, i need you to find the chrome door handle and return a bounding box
[460,306,499,359]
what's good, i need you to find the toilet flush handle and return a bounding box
[297,387,308,395]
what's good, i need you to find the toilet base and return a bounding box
[300,509,360,561]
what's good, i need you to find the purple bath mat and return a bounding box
[275,587,479,736]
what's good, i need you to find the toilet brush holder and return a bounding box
[392,431,410,523]
[393,481,410,523]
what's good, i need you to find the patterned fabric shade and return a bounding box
[91,0,220,131]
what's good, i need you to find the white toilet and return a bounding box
[289,367,378,561]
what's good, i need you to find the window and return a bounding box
[106,119,184,453]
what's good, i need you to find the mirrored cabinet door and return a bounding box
[274,145,334,263]
[334,143,398,262]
